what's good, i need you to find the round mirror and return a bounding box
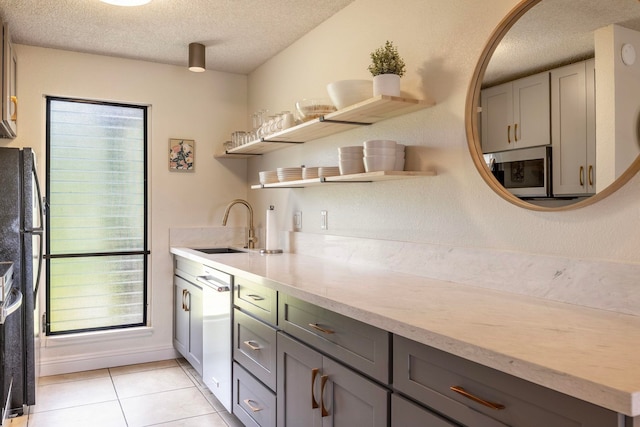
[466,0,640,211]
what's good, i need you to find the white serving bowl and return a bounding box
[364,155,396,172]
[326,80,373,110]
[363,147,396,156]
[363,139,397,149]
[339,159,365,175]
[339,153,364,161]
[259,170,278,184]
[338,145,364,154]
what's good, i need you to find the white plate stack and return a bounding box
[302,166,319,180]
[363,140,397,172]
[318,166,340,178]
[277,167,303,182]
[338,146,365,175]
[259,170,279,184]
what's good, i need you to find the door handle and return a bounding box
[514,123,518,142]
[243,399,262,412]
[450,386,505,410]
[243,340,262,351]
[579,166,585,186]
[507,125,511,144]
[320,374,329,417]
[311,368,319,409]
[588,165,594,186]
[10,96,17,122]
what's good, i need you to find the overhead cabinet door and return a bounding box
[481,72,550,153]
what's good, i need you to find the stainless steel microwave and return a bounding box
[484,146,552,198]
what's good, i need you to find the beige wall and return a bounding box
[246,0,640,262]
[4,45,248,374]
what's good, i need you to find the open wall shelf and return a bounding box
[215,95,435,158]
[250,170,436,189]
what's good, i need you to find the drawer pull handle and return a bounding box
[243,399,263,412]
[311,368,319,409]
[243,340,262,351]
[450,386,505,410]
[308,323,335,335]
[246,293,265,301]
[181,289,186,310]
[320,374,329,417]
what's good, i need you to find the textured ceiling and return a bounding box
[0,0,354,74]
[484,0,640,87]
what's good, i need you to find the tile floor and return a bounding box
[5,359,244,427]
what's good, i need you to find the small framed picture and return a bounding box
[169,139,195,171]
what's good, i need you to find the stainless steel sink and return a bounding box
[192,247,245,254]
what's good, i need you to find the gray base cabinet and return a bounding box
[391,394,458,427]
[393,335,619,427]
[173,275,203,375]
[277,332,389,427]
[233,362,277,427]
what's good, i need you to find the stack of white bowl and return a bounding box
[318,166,340,178]
[302,166,319,180]
[363,140,397,172]
[395,144,405,171]
[259,170,278,184]
[276,167,303,182]
[338,146,365,175]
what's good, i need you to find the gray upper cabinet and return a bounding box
[276,332,389,427]
[0,21,17,139]
[393,335,619,427]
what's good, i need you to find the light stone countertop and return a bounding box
[170,247,640,417]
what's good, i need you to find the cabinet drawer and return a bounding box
[234,277,277,325]
[391,394,458,427]
[175,256,205,281]
[233,362,276,427]
[234,309,277,391]
[393,335,618,427]
[279,294,390,383]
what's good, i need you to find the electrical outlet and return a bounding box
[294,211,302,230]
[320,210,328,230]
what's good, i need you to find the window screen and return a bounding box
[45,97,148,334]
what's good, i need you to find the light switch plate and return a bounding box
[320,210,328,230]
[294,211,302,230]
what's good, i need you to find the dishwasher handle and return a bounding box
[196,276,230,292]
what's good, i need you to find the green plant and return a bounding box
[368,40,406,77]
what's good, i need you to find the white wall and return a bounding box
[246,0,640,263]
[4,45,249,374]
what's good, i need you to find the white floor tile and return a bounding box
[27,400,126,427]
[120,387,215,427]
[110,359,179,376]
[32,377,117,413]
[152,413,229,426]
[112,366,195,399]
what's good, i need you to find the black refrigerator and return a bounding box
[0,147,42,420]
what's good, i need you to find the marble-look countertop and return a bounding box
[170,247,640,417]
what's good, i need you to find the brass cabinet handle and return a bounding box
[588,165,594,186]
[181,289,187,310]
[243,399,263,412]
[450,386,505,410]
[311,368,319,409]
[243,340,262,351]
[246,293,265,301]
[308,323,335,334]
[10,96,17,122]
[514,123,518,142]
[320,374,329,417]
[184,290,190,312]
[580,166,585,186]
[507,125,511,144]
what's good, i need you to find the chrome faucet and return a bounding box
[222,199,257,249]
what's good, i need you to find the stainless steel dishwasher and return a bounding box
[197,265,232,412]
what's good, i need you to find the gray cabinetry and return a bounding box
[393,335,619,427]
[173,274,203,375]
[233,362,277,427]
[391,394,458,427]
[278,293,390,383]
[234,308,277,390]
[276,332,389,427]
[235,277,278,326]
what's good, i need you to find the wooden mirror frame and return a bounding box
[465,0,640,211]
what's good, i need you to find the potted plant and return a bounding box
[368,40,406,96]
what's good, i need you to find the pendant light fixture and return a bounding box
[189,43,206,72]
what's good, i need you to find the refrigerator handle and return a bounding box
[32,160,45,300]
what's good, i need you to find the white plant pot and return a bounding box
[373,74,401,97]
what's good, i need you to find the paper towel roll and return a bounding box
[265,206,278,250]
